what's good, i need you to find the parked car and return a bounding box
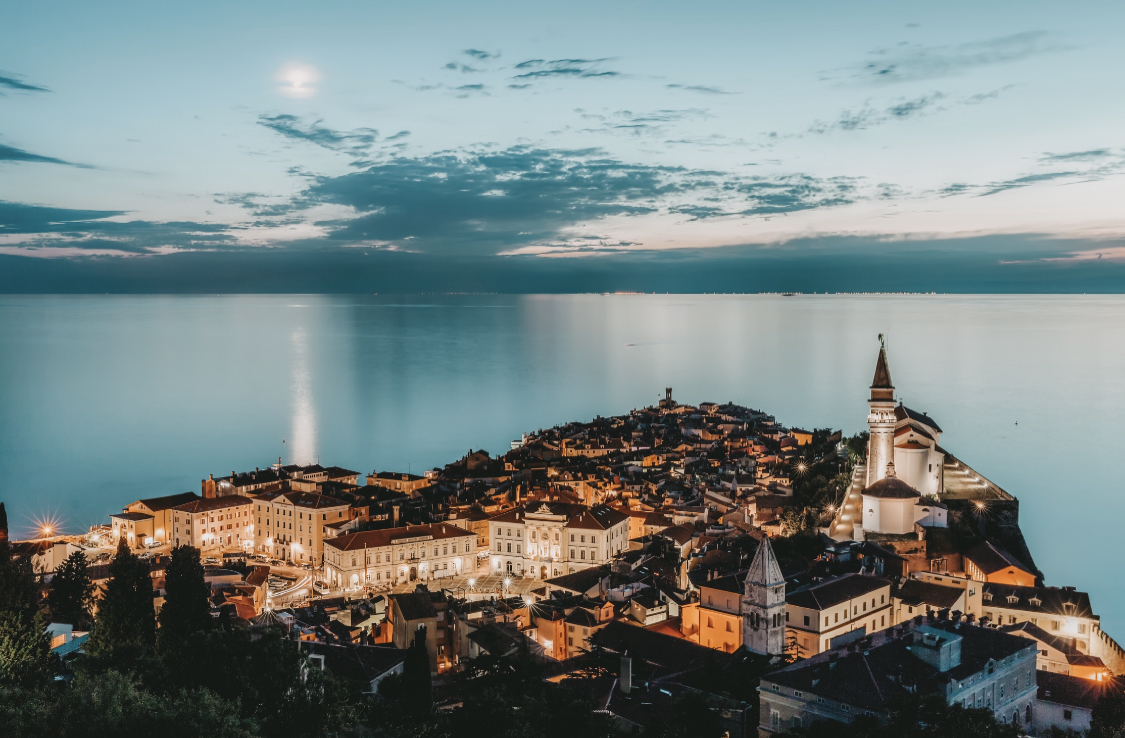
[312,581,329,595]
[204,557,220,564]
[145,540,164,548]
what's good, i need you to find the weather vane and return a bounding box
[878,333,885,349]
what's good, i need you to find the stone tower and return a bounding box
[866,337,897,488]
[743,536,786,656]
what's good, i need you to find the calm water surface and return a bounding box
[1,294,1123,630]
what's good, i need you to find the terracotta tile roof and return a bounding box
[787,573,891,611]
[173,495,253,513]
[324,523,475,552]
[133,492,200,511]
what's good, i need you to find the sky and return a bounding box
[3,0,1125,291]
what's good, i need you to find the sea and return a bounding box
[1,294,1122,632]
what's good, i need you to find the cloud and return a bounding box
[574,108,711,137]
[837,32,1068,84]
[257,114,379,156]
[463,49,498,61]
[0,200,236,255]
[1039,149,1112,164]
[444,62,482,73]
[261,145,861,255]
[0,72,50,94]
[454,84,488,96]
[512,58,619,80]
[807,93,944,134]
[976,171,1083,197]
[938,149,1125,198]
[963,85,1017,105]
[665,84,734,95]
[0,142,92,168]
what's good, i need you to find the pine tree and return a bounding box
[158,545,211,653]
[401,627,433,716]
[0,507,55,687]
[85,538,156,666]
[48,550,95,628]
[0,609,55,687]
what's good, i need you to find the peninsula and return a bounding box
[2,343,1122,738]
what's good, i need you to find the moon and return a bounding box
[276,63,320,98]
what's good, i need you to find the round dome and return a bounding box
[862,476,921,499]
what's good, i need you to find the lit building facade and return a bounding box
[323,523,477,589]
[252,489,350,564]
[171,495,254,551]
[486,502,630,579]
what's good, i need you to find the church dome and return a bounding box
[862,476,921,499]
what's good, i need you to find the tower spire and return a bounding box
[866,336,898,488]
[743,537,786,656]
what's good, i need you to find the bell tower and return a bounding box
[743,536,786,656]
[866,335,897,488]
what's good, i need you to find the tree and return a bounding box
[1089,688,1125,738]
[0,518,55,688]
[401,627,433,716]
[85,538,155,666]
[158,545,210,653]
[48,551,95,629]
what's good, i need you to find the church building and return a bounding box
[743,536,787,656]
[836,339,1010,541]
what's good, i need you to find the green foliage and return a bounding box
[48,551,95,629]
[0,670,258,738]
[0,609,56,688]
[846,432,869,463]
[1090,688,1125,738]
[0,541,39,619]
[0,536,55,688]
[85,538,156,667]
[158,544,211,654]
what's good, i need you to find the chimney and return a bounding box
[619,654,632,694]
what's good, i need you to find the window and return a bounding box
[570,549,575,558]
[591,536,596,543]
[571,534,575,542]
[507,543,512,553]
[803,616,810,626]
[835,612,839,623]
[1063,710,1072,721]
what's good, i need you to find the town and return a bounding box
[1,342,1122,738]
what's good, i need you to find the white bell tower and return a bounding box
[743,536,786,656]
[866,335,897,488]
